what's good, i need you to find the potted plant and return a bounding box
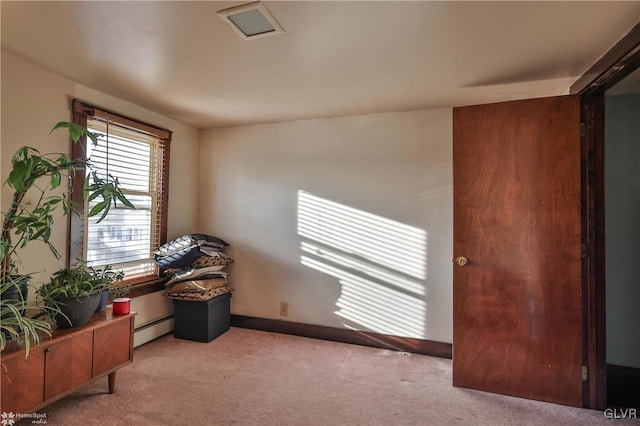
[109,282,132,315]
[0,276,55,355]
[1,122,132,352]
[94,265,125,313]
[36,262,124,328]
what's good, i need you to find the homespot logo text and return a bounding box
[1,412,47,425]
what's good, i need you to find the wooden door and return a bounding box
[453,95,584,407]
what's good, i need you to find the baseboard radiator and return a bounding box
[134,315,174,348]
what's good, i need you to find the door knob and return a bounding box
[455,256,468,267]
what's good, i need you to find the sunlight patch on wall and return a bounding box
[297,190,428,338]
[297,191,426,279]
[300,241,424,296]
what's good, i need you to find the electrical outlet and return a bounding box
[280,302,289,316]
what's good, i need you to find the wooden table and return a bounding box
[1,308,136,414]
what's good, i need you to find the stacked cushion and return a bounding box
[166,283,233,301]
[165,268,228,286]
[155,234,234,301]
[154,234,229,269]
[167,277,228,294]
[166,252,234,273]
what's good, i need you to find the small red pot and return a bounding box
[112,297,131,315]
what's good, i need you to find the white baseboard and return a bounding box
[134,316,174,347]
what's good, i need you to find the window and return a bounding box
[70,100,171,293]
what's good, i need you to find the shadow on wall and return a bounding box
[296,190,428,339]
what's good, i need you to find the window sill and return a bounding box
[128,276,170,299]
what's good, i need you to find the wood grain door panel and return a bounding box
[44,331,93,400]
[93,317,132,377]
[0,349,45,413]
[453,96,583,407]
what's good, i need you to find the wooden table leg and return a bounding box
[108,372,116,394]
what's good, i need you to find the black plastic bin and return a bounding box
[172,293,231,343]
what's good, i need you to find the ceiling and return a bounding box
[2,1,639,129]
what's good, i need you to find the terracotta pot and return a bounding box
[112,297,131,315]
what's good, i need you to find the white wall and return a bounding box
[605,93,640,368]
[200,109,453,343]
[1,50,200,329]
[2,50,453,344]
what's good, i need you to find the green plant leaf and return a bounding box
[88,199,109,217]
[116,191,136,209]
[50,121,100,146]
[50,171,62,189]
[87,190,102,202]
[24,157,36,180]
[8,161,28,192]
[51,121,81,142]
[47,242,61,260]
[86,131,99,146]
[12,146,29,162]
[50,121,72,133]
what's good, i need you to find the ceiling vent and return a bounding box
[217,1,284,40]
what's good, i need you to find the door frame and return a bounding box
[570,22,640,409]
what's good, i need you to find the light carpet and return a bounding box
[37,328,629,425]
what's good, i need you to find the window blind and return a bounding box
[84,117,166,280]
